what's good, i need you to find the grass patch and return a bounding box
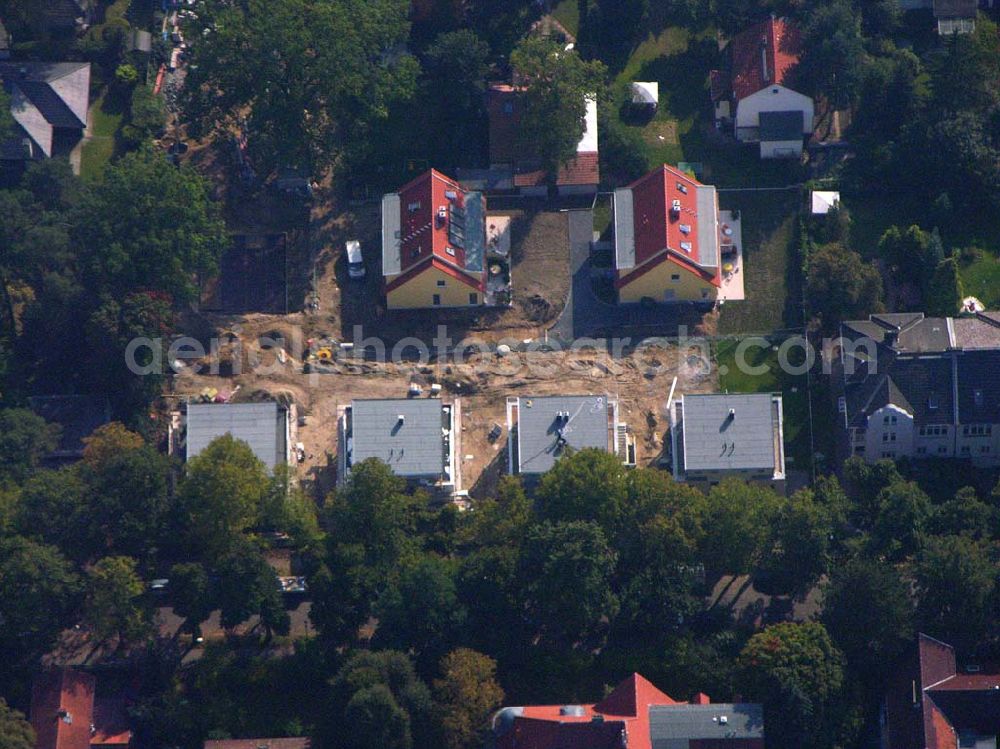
[80,92,123,181]
[959,251,1000,309]
[550,0,581,38]
[715,338,812,473]
[717,191,802,335]
[593,193,612,240]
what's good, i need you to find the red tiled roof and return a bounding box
[730,17,802,101]
[31,670,97,749]
[615,165,721,289]
[488,85,600,187]
[496,673,685,749]
[396,169,479,273]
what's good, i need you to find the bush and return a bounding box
[958,245,983,266]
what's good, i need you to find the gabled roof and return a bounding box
[384,169,485,278]
[31,669,97,749]
[487,84,600,187]
[614,165,721,289]
[594,673,678,716]
[730,17,802,101]
[933,0,977,18]
[15,79,85,128]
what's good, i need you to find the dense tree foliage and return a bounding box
[806,243,884,332]
[433,649,504,749]
[182,0,419,177]
[0,699,34,749]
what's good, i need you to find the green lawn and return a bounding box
[715,338,812,473]
[960,251,1000,309]
[717,192,802,335]
[550,0,581,37]
[79,92,122,181]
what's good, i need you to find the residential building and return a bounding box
[487,84,599,196]
[382,169,509,309]
[505,394,634,476]
[31,669,133,749]
[712,17,814,159]
[204,741,309,749]
[0,62,90,167]
[180,401,293,471]
[933,0,978,33]
[613,164,733,304]
[836,311,1000,465]
[883,634,1000,749]
[670,393,786,486]
[337,397,461,497]
[492,672,764,749]
[811,190,841,215]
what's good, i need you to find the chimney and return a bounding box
[397,414,405,424]
[691,692,711,705]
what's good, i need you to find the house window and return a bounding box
[961,445,971,454]
[432,294,441,306]
[446,246,456,256]
[701,289,710,299]
[469,293,478,305]
[974,389,984,407]
[671,274,680,281]
[881,451,895,458]
[437,280,446,287]
[917,447,926,455]
[407,201,421,212]
[980,445,991,454]
[503,101,513,114]
[676,183,688,194]
[938,446,947,454]
[928,396,939,410]
[772,88,779,93]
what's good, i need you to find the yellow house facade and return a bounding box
[385,260,484,309]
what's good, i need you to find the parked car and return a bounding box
[346,240,365,280]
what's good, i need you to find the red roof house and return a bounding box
[883,634,1000,749]
[31,669,133,749]
[613,165,722,303]
[381,169,490,309]
[487,84,600,195]
[492,673,764,749]
[714,17,814,158]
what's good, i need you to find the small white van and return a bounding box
[346,240,365,280]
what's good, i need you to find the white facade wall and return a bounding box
[735,85,814,142]
[863,405,914,462]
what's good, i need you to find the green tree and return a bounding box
[182,0,419,177]
[806,243,883,333]
[915,535,996,649]
[433,648,504,749]
[84,555,150,647]
[739,622,846,749]
[115,63,139,88]
[925,257,963,317]
[536,448,629,533]
[821,556,913,682]
[0,699,35,749]
[759,489,832,596]
[871,480,932,560]
[215,542,289,637]
[425,30,491,114]
[76,146,227,303]
[0,408,60,484]
[0,537,81,674]
[169,562,215,636]
[931,486,993,540]
[260,465,323,550]
[700,479,780,576]
[344,685,412,749]
[374,554,467,667]
[795,0,866,108]
[177,435,269,557]
[122,85,166,147]
[508,37,606,182]
[0,88,15,144]
[517,521,619,643]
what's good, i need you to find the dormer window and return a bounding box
[676,183,688,194]
[680,241,693,252]
[928,396,939,410]
[407,201,421,213]
[974,389,984,407]
[680,224,692,234]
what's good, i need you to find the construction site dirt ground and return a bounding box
[171,340,720,501]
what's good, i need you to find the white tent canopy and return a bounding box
[811,190,840,215]
[631,81,659,106]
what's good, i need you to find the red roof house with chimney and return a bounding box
[31,669,133,749]
[883,634,1000,749]
[712,17,814,159]
[381,169,507,310]
[492,672,764,749]
[613,164,728,304]
[487,84,600,196]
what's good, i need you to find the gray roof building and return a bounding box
[185,402,290,470]
[0,62,90,161]
[507,394,631,475]
[650,704,765,748]
[338,398,458,491]
[671,393,785,482]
